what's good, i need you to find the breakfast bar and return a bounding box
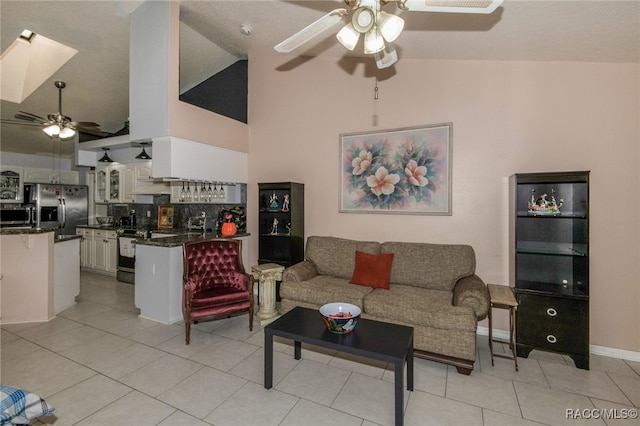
[134,232,249,324]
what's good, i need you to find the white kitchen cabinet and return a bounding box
[24,167,79,184]
[56,170,80,184]
[95,165,124,203]
[76,228,92,268]
[84,228,117,274]
[121,165,136,203]
[0,166,23,203]
[94,167,108,203]
[108,166,122,203]
[133,161,170,198]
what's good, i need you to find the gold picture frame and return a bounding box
[158,205,174,229]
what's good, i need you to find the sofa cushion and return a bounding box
[350,251,394,289]
[305,236,381,280]
[280,275,373,308]
[363,285,477,332]
[381,242,476,291]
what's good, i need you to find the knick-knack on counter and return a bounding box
[221,214,237,236]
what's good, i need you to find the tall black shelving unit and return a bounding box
[510,171,590,369]
[258,181,305,269]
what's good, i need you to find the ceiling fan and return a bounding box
[1,80,109,140]
[275,0,504,69]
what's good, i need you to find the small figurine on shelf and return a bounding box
[286,222,291,236]
[270,218,279,235]
[282,194,290,212]
[269,191,279,211]
[527,188,564,214]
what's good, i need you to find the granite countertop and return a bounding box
[135,232,250,248]
[0,227,53,236]
[78,224,120,230]
[0,227,81,243]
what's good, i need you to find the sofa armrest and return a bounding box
[282,260,318,282]
[453,274,490,320]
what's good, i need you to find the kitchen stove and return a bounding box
[116,227,149,284]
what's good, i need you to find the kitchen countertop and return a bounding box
[0,227,81,243]
[135,232,250,248]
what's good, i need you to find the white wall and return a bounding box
[247,55,640,355]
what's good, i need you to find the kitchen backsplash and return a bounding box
[106,184,247,231]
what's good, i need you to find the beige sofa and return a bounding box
[280,236,490,374]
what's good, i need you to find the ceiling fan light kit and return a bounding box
[364,28,385,54]
[336,23,360,51]
[43,123,75,139]
[274,0,503,69]
[378,11,404,43]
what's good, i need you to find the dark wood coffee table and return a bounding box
[264,306,414,426]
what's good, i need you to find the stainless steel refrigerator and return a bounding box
[24,183,88,236]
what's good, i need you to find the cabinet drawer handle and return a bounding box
[546,307,557,317]
[546,334,557,344]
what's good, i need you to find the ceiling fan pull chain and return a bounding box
[374,76,379,100]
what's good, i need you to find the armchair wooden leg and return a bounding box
[185,321,191,345]
[249,309,254,331]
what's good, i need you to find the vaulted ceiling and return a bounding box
[1,0,638,159]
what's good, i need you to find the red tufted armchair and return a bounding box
[182,238,254,344]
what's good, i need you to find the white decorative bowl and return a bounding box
[319,302,361,334]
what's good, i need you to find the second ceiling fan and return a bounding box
[275,0,504,69]
[2,80,109,140]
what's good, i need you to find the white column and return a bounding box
[252,263,284,325]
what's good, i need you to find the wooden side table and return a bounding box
[487,283,519,371]
[251,263,284,325]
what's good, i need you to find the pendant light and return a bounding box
[135,142,151,160]
[99,148,113,163]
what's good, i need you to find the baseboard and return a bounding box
[477,326,640,362]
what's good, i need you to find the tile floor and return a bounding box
[2,271,639,426]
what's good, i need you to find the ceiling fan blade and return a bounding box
[274,8,348,53]
[403,0,503,14]
[374,44,398,69]
[71,121,101,128]
[16,111,47,121]
[1,119,46,127]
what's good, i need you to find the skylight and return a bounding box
[0,29,78,103]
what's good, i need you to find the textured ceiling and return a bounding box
[1,0,638,159]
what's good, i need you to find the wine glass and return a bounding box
[201,182,206,202]
[193,182,199,202]
[207,183,213,202]
[186,182,192,202]
[213,184,218,199]
[180,182,186,202]
[219,184,225,199]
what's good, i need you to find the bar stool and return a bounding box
[487,283,519,371]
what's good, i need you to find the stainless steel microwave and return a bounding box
[0,205,33,227]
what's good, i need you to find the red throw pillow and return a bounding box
[349,251,394,289]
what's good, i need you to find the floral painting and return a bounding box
[340,123,452,215]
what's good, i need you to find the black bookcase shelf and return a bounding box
[510,171,590,369]
[258,182,305,268]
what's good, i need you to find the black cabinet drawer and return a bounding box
[516,292,589,355]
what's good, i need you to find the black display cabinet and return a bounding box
[510,171,590,369]
[258,182,305,269]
